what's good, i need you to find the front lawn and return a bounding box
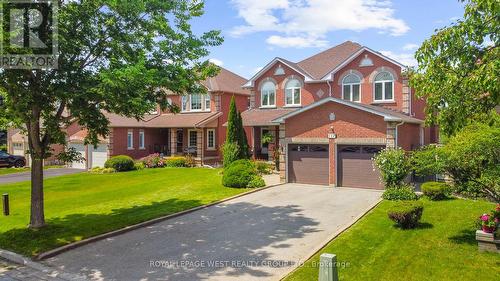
[285,198,499,281]
[0,168,252,256]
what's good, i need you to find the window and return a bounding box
[139,130,145,149]
[127,130,134,149]
[181,95,188,111]
[190,94,202,111]
[207,129,215,149]
[285,79,301,106]
[374,71,394,101]
[261,81,276,107]
[188,130,197,147]
[342,74,361,102]
[204,94,211,111]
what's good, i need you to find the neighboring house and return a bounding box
[65,67,250,169]
[241,41,437,188]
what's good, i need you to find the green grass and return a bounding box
[0,168,252,256]
[284,198,500,281]
[0,165,64,176]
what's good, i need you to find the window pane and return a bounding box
[262,91,268,106]
[189,131,197,147]
[293,88,300,104]
[352,84,360,101]
[181,96,188,111]
[285,89,292,104]
[191,94,201,110]
[204,95,210,110]
[384,82,393,100]
[375,71,393,81]
[286,79,301,88]
[269,91,275,105]
[343,85,351,100]
[343,74,360,84]
[207,130,215,148]
[375,83,383,100]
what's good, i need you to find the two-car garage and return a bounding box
[287,143,384,189]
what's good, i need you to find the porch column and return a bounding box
[196,129,203,164]
[279,124,286,183]
[170,128,177,155]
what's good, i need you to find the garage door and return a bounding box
[90,144,108,168]
[288,144,329,185]
[338,145,383,189]
[69,143,86,169]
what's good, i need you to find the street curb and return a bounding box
[279,195,384,281]
[0,248,88,280]
[35,182,285,261]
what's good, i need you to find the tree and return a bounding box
[237,111,249,158]
[0,0,222,228]
[224,96,249,160]
[410,0,499,136]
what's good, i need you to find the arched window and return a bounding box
[261,81,276,107]
[285,79,301,106]
[342,74,361,102]
[374,71,394,101]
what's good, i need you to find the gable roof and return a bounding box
[203,66,250,95]
[243,41,407,88]
[272,97,423,124]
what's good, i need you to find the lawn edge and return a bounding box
[0,248,87,281]
[34,182,284,261]
[279,194,383,281]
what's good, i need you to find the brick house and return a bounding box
[6,67,250,169]
[241,41,437,188]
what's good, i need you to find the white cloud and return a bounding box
[230,0,409,48]
[402,43,419,51]
[380,50,417,67]
[209,58,224,66]
[266,35,328,48]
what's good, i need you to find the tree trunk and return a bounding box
[29,157,45,228]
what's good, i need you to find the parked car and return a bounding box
[0,151,26,168]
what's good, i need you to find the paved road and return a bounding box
[0,168,85,184]
[46,184,382,281]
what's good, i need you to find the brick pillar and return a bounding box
[196,129,203,164]
[107,128,114,158]
[386,122,397,148]
[329,137,336,187]
[279,124,286,183]
[251,127,256,159]
[249,90,255,108]
[170,128,177,155]
[402,74,410,114]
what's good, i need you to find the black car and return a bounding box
[0,151,26,168]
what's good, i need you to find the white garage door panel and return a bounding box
[91,144,108,168]
[69,144,86,169]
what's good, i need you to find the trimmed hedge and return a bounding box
[387,201,424,229]
[383,185,418,201]
[421,181,450,200]
[165,156,187,167]
[222,159,264,188]
[104,155,135,172]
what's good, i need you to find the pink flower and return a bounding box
[495,218,499,223]
[480,214,490,221]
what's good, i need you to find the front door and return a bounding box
[176,129,183,153]
[261,128,270,154]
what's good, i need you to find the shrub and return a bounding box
[165,156,187,167]
[184,154,195,167]
[248,175,266,188]
[134,162,145,170]
[421,181,450,200]
[222,159,257,188]
[222,142,240,168]
[383,184,418,201]
[373,148,411,188]
[139,153,166,168]
[0,144,6,152]
[104,155,135,172]
[89,167,115,174]
[255,161,273,175]
[387,201,424,229]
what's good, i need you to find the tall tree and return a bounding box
[0,0,222,228]
[226,96,239,144]
[237,111,249,158]
[410,0,499,136]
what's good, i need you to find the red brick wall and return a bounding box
[217,93,250,148]
[285,102,387,139]
[111,127,168,159]
[397,123,421,150]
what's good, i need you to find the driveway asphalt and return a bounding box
[0,168,85,184]
[46,184,382,281]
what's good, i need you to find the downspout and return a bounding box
[327,75,333,97]
[394,121,405,148]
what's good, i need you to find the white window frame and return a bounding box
[284,79,301,106]
[206,129,215,150]
[373,72,395,102]
[139,130,145,150]
[260,81,276,108]
[342,74,361,102]
[188,129,198,147]
[181,95,189,112]
[181,94,211,112]
[127,130,134,150]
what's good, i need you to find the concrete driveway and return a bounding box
[0,168,85,184]
[46,184,382,281]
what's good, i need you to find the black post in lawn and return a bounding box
[2,193,9,216]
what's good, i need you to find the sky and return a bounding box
[190,0,466,79]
